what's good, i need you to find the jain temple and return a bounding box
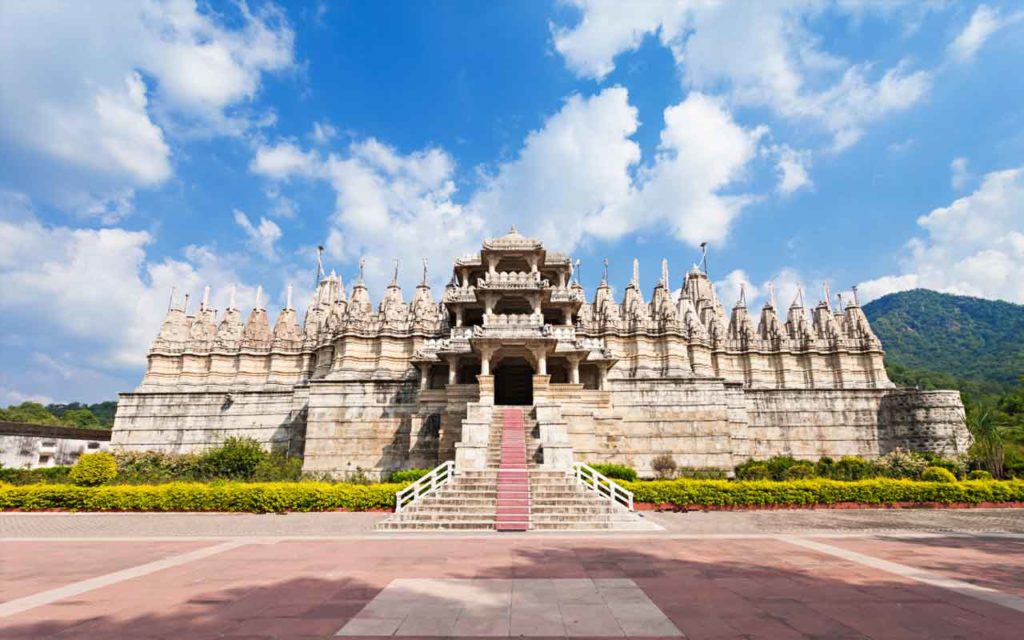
[112,228,970,481]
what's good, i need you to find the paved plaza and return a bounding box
[2,509,1024,639]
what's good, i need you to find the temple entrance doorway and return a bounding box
[494,357,533,405]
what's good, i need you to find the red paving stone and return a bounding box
[1,536,1023,639]
[0,540,212,602]
[819,535,1024,597]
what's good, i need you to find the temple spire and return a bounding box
[255,285,263,310]
[201,286,210,312]
[421,258,428,286]
[851,284,860,306]
[286,284,293,311]
[391,258,400,286]
[168,286,177,312]
[767,281,776,308]
[601,258,609,285]
[738,283,747,307]
[660,258,669,288]
[631,258,639,287]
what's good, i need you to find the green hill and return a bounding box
[863,289,1024,394]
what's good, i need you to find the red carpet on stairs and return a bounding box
[495,408,530,531]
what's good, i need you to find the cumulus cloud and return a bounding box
[0,194,257,370]
[233,209,282,260]
[251,141,320,179]
[553,1,931,150]
[859,168,1024,303]
[0,0,294,216]
[468,87,640,251]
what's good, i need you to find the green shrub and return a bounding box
[0,465,72,485]
[650,455,677,480]
[815,456,835,478]
[388,468,432,483]
[589,463,638,482]
[764,455,799,481]
[198,437,267,481]
[69,452,117,487]
[252,454,303,482]
[968,469,993,481]
[832,456,874,481]
[114,451,202,483]
[783,460,816,480]
[876,448,929,479]
[734,460,770,480]
[0,481,403,513]
[622,478,1024,508]
[921,466,957,483]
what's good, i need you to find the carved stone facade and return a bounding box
[113,228,970,478]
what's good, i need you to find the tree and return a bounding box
[967,407,1005,479]
[60,408,102,428]
[0,402,60,425]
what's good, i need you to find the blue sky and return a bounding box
[1,0,1023,403]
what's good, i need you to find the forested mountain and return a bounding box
[864,289,1024,394]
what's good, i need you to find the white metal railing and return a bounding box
[394,461,455,513]
[572,462,634,511]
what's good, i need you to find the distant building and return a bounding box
[113,228,969,479]
[0,422,110,470]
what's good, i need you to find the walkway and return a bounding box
[1,510,1023,638]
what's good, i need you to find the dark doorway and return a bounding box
[494,358,533,405]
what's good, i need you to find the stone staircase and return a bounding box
[378,405,658,531]
[495,407,529,531]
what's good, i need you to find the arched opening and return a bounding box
[494,356,534,405]
[495,257,531,273]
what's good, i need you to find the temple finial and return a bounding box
[168,286,177,312]
[836,292,844,309]
[795,282,805,308]
[661,258,669,288]
[255,285,263,310]
[421,258,428,286]
[767,281,776,308]
[315,245,325,289]
[823,280,832,311]
[738,283,747,307]
[201,286,210,312]
[358,258,365,284]
[602,258,609,285]
[509,224,518,234]
[573,258,581,284]
[391,258,399,286]
[851,284,860,306]
[632,258,639,287]
[229,284,237,310]
[700,241,709,276]
[286,284,293,311]
[183,293,190,314]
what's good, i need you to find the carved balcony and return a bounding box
[548,287,585,303]
[442,287,478,304]
[476,271,546,291]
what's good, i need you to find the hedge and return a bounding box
[0,481,403,513]
[621,478,1024,508]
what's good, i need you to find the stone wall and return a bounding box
[112,388,306,455]
[0,422,111,469]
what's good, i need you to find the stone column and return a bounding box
[418,362,430,390]
[445,356,458,385]
[568,355,580,384]
[455,307,464,327]
[479,345,493,376]
[536,349,547,375]
[599,364,609,390]
[563,308,572,325]
[476,374,494,406]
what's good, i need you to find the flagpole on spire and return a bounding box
[700,242,708,277]
[421,258,428,286]
[602,258,608,285]
[315,245,325,289]
[391,258,399,286]
[168,286,176,312]
[286,284,293,311]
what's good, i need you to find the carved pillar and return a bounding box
[445,355,458,385]
[455,307,464,327]
[563,308,572,325]
[568,355,580,384]
[479,345,493,376]
[418,362,430,390]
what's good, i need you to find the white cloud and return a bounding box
[553,1,932,150]
[0,0,294,215]
[600,92,764,246]
[951,157,970,190]
[715,269,761,307]
[0,194,257,369]
[859,168,1024,303]
[0,386,54,406]
[773,146,813,195]
[311,120,339,144]
[468,87,640,251]
[233,209,282,260]
[251,141,320,179]
[948,5,1006,63]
